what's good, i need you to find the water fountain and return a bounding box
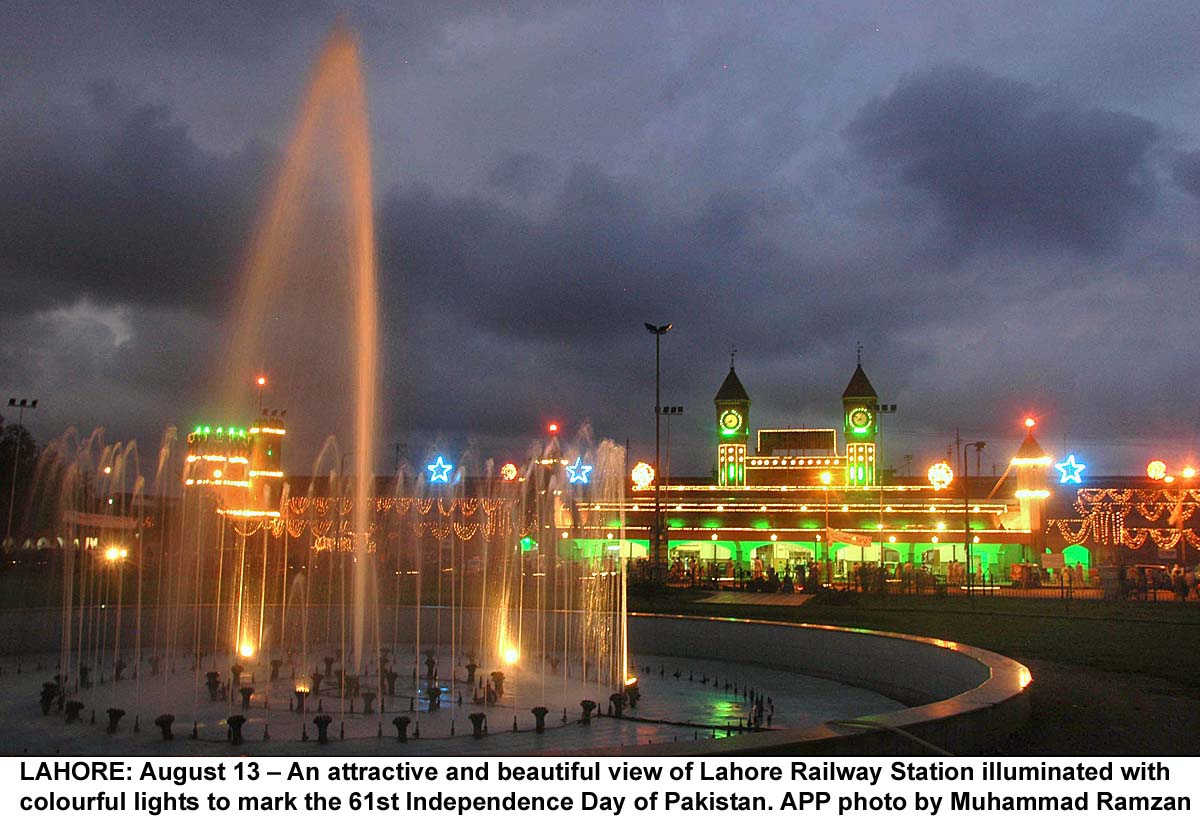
[0,23,1030,756]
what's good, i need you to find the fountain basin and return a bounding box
[615,613,1032,755]
[0,609,1027,755]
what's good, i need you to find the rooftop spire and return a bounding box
[715,362,750,402]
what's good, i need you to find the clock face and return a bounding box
[720,409,742,431]
[849,407,872,431]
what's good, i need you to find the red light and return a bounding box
[256,376,267,387]
[1024,417,1036,429]
[548,423,559,434]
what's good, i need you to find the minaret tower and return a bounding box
[1010,417,1052,536]
[248,410,287,511]
[842,346,879,486]
[714,349,750,487]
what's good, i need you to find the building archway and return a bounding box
[1062,544,1090,570]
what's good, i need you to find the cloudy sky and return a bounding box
[3,1,1200,477]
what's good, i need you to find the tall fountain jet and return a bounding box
[219,23,379,671]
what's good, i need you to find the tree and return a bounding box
[0,418,41,545]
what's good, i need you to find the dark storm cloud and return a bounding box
[0,82,270,314]
[487,151,556,197]
[1172,150,1200,200]
[6,3,1200,475]
[845,65,1160,254]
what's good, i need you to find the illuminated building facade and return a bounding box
[168,360,1196,590]
[186,412,286,516]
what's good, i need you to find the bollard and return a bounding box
[226,715,246,745]
[312,714,332,744]
[154,714,174,740]
[40,682,59,715]
[531,706,549,734]
[64,701,84,723]
[609,692,625,718]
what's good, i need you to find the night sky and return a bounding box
[4,2,1200,477]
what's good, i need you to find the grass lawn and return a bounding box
[628,587,1200,688]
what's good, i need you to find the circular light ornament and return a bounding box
[500,462,518,482]
[1147,460,1168,481]
[631,461,656,490]
[927,461,955,491]
[719,409,742,432]
[848,407,873,432]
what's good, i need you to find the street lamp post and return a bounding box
[644,323,672,580]
[962,440,986,595]
[819,470,833,581]
[662,405,683,540]
[5,398,38,546]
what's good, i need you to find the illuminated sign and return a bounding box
[426,456,454,483]
[565,456,592,485]
[1054,454,1086,484]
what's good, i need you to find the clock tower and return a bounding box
[842,351,879,487]
[714,356,750,486]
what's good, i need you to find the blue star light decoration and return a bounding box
[426,456,454,483]
[565,456,593,485]
[1055,454,1086,484]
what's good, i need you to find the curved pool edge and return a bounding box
[600,613,1032,756]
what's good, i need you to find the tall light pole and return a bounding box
[644,322,672,580]
[5,398,38,546]
[662,405,683,532]
[962,440,986,595]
